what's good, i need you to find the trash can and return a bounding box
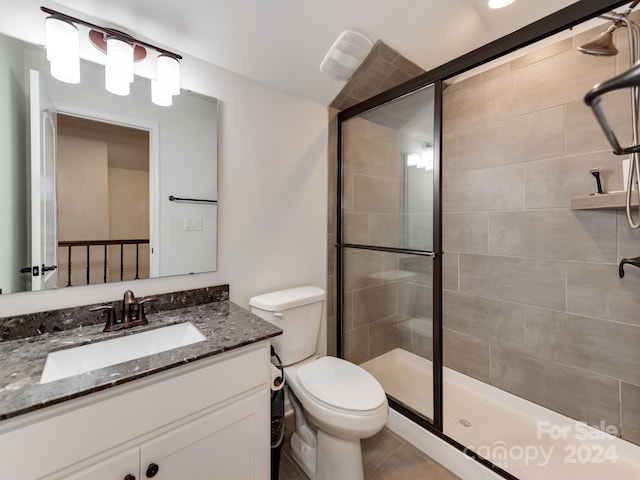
[270,346,285,480]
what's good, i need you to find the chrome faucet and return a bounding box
[89,290,156,332]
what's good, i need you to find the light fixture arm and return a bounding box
[40,6,182,60]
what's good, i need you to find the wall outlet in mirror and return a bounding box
[184,217,204,231]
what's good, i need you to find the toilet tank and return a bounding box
[249,286,324,366]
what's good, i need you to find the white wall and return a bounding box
[0,43,328,349]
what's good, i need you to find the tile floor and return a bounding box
[277,414,460,480]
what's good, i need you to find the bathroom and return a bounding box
[1,1,640,479]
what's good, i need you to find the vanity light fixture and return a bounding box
[406,143,434,171]
[45,16,80,84]
[105,36,134,96]
[41,6,182,106]
[488,0,516,9]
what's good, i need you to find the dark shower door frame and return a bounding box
[335,1,629,479]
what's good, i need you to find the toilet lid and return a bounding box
[296,357,386,412]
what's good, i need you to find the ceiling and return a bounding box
[3,0,615,105]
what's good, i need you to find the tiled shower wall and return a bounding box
[327,43,424,359]
[341,119,434,365]
[442,27,640,445]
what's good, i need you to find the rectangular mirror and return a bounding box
[0,32,218,295]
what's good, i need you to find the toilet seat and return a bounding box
[296,356,386,414]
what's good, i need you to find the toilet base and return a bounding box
[290,429,364,480]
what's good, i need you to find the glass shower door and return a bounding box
[338,84,439,422]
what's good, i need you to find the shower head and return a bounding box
[578,28,619,56]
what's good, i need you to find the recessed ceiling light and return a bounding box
[488,0,516,9]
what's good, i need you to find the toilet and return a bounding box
[250,286,388,480]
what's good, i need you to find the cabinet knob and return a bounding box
[124,475,136,480]
[146,463,160,478]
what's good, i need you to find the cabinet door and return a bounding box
[63,448,139,480]
[140,390,269,480]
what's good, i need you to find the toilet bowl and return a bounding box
[249,286,388,480]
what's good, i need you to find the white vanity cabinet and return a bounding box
[0,342,271,480]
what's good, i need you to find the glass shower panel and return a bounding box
[343,248,435,420]
[342,85,435,251]
[340,83,437,423]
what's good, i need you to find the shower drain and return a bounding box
[455,417,474,429]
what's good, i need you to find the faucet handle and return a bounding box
[136,298,157,323]
[89,305,119,332]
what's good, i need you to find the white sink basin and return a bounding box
[40,322,206,384]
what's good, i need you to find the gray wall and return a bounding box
[442,28,640,445]
[0,34,27,294]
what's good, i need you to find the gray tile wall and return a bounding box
[442,24,640,445]
[341,117,433,364]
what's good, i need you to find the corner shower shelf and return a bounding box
[570,191,639,210]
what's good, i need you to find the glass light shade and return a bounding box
[105,37,134,96]
[406,153,419,167]
[421,146,434,171]
[151,79,172,106]
[157,54,180,95]
[45,17,80,84]
[488,0,516,8]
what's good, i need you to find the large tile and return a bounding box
[510,38,572,70]
[617,210,640,261]
[278,449,303,480]
[369,316,401,359]
[565,90,631,156]
[406,316,433,360]
[567,262,640,325]
[443,329,490,383]
[344,249,386,291]
[490,344,621,430]
[369,214,400,247]
[398,282,432,320]
[489,209,617,263]
[374,443,460,480]
[442,252,459,292]
[362,428,404,470]
[344,325,369,365]
[524,151,625,209]
[444,291,524,346]
[353,283,399,328]
[459,254,566,310]
[508,47,616,116]
[442,164,524,212]
[524,306,640,385]
[442,134,457,173]
[443,68,511,135]
[457,107,564,171]
[353,175,399,214]
[344,212,369,244]
[443,212,489,254]
[621,382,640,446]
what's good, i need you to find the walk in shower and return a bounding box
[335,1,640,479]
[337,84,441,423]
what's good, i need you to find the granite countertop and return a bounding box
[0,301,281,422]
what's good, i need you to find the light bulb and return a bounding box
[105,37,134,96]
[421,146,434,171]
[45,16,80,84]
[157,54,180,95]
[488,0,516,9]
[152,79,172,106]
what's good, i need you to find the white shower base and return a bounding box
[361,348,640,480]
